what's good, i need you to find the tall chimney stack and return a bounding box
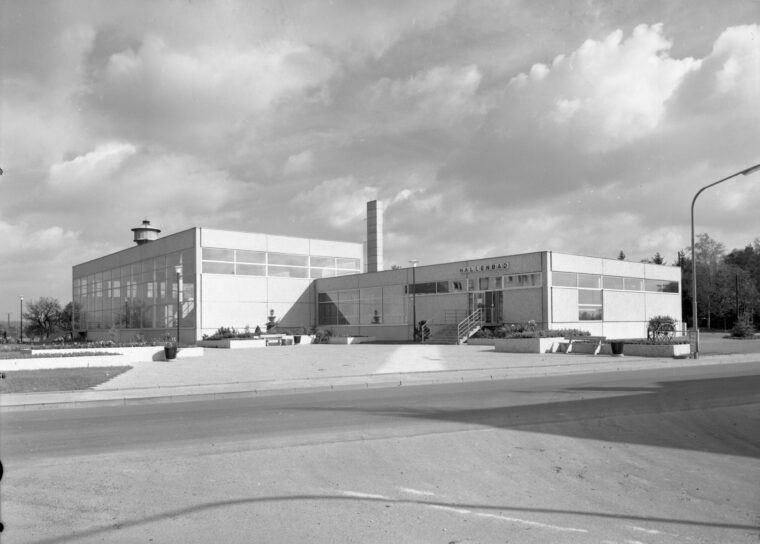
[366,200,383,272]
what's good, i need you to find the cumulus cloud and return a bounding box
[292,177,377,229]
[88,35,338,147]
[509,23,700,151]
[365,64,486,132]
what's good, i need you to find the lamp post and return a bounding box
[691,163,760,358]
[19,296,23,343]
[174,265,183,346]
[408,260,419,341]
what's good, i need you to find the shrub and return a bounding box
[731,313,756,338]
[313,329,332,344]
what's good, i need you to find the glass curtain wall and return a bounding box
[73,249,196,334]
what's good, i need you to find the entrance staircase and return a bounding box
[426,309,484,344]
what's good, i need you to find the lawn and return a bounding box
[0,366,132,394]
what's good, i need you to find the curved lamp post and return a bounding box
[408,260,419,341]
[691,163,760,358]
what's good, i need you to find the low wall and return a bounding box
[328,336,377,344]
[495,337,565,354]
[467,339,496,346]
[1,346,204,370]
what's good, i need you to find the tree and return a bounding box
[617,251,626,260]
[60,301,82,339]
[684,233,726,329]
[651,252,665,265]
[23,297,63,340]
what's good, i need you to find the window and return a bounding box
[268,253,308,267]
[203,261,234,274]
[311,256,336,268]
[236,264,266,276]
[236,250,265,264]
[624,277,643,291]
[553,271,577,287]
[336,257,361,270]
[603,276,624,290]
[203,248,234,262]
[479,277,489,290]
[579,279,602,321]
[407,282,437,294]
[436,281,450,293]
[578,274,601,289]
[645,279,679,293]
[268,265,308,278]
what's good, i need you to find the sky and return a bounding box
[1,0,759,318]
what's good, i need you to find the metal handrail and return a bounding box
[457,309,483,343]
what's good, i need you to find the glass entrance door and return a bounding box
[469,291,503,324]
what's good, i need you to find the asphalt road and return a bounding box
[2,362,759,543]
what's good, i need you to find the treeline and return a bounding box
[677,234,760,330]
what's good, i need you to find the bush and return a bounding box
[313,329,332,344]
[731,313,756,338]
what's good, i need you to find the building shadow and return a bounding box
[292,374,760,459]
[27,493,758,544]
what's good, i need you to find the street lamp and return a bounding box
[408,260,419,341]
[690,163,760,358]
[174,265,183,346]
[19,295,23,344]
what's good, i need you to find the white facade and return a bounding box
[74,227,682,343]
[72,228,363,343]
[315,251,682,341]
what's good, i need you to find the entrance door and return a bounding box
[469,291,503,324]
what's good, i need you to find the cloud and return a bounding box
[88,35,338,148]
[509,23,700,151]
[365,64,486,132]
[48,142,137,190]
[283,150,314,176]
[292,177,377,229]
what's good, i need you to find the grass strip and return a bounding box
[0,366,132,394]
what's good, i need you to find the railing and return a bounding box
[457,309,484,344]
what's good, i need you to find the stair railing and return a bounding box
[456,308,484,344]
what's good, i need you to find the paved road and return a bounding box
[2,362,759,543]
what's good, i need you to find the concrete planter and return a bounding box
[197,338,267,349]
[466,338,496,346]
[495,337,565,353]
[621,343,691,358]
[328,336,377,344]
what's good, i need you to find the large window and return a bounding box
[74,250,195,331]
[319,286,406,325]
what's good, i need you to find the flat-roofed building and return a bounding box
[73,218,682,343]
[72,225,363,343]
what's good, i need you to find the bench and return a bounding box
[559,335,606,355]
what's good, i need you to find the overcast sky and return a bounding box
[1,0,759,316]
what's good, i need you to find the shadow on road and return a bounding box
[27,493,758,544]
[298,374,760,459]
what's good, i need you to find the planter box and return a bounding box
[197,338,267,349]
[328,336,377,344]
[620,343,691,358]
[466,338,496,346]
[495,337,565,354]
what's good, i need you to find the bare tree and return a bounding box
[23,297,63,341]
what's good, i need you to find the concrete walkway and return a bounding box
[2,344,759,410]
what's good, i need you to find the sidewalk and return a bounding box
[2,344,759,410]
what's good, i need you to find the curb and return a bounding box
[2,354,758,412]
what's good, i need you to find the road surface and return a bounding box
[1,362,759,543]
